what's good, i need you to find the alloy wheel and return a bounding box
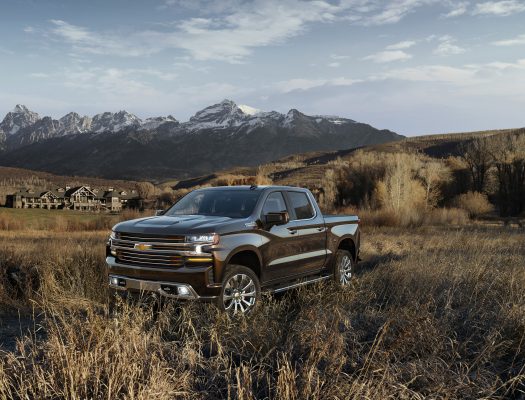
[222,273,257,314]
[339,255,352,285]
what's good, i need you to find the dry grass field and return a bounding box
[0,212,524,399]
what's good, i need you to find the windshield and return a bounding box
[164,189,262,218]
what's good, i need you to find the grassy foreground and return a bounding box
[0,224,524,399]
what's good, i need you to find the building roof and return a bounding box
[12,186,142,200]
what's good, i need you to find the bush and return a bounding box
[425,207,469,226]
[340,206,469,227]
[454,191,494,218]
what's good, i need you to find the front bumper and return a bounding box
[106,256,220,299]
[109,274,204,300]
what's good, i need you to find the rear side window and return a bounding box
[287,191,315,220]
[262,192,287,214]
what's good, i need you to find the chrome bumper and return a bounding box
[108,274,205,300]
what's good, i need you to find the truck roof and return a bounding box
[194,185,307,192]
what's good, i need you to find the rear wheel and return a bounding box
[217,265,261,315]
[333,249,354,287]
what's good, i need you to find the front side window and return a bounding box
[165,189,261,218]
[262,192,287,215]
[287,191,315,220]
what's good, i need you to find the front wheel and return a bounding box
[333,250,354,287]
[217,265,261,316]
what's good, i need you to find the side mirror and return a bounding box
[264,212,289,227]
[155,209,165,216]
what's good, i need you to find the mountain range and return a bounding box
[0,100,403,181]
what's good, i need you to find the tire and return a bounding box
[333,249,354,287]
[217,265,261,315]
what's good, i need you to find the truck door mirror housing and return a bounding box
[155,209,165,216]
[264,212,289,227]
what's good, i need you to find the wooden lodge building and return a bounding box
[6,186,142,212]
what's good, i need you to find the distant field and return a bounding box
[0,207,151,231]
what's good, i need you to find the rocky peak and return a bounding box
[141,115,178,130]
[91,110,142,133]
[59,112,92,135]
[187,99,247,131]
[0,104,40,135]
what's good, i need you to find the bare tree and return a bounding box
[460,138,492,192]
[489,133,525,216]
[135,182,155,200]
[418,160,450,209]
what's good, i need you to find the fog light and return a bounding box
[177,286,190,296]
[110,248,117,257]
[110,277,119,286]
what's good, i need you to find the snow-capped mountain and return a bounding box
[0,105,40,135]
[0,105,40,146]
[59,112,92,135]
[0,106,178,149]
[91,111,142,133]
[141,115,178,130]
[0,100,403,180]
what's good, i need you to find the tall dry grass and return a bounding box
[0,226,524,399]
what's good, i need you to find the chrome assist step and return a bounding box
[267,275,331,294]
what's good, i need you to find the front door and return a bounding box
[284,190,327,275]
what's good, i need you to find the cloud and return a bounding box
[44,1,449,63]
[0,46,14,55]
[375,65,478,84]
[330,54,350,60]
[278,59,525,90]
[29,73,50,78]
[276,77,360,93]
[385,40,417,50]
[433,36,466,56]
[47,1,344,62]
[49,19,157,57]
[363,50,412,63]
[61,67,178,95]
[442,1,469,17]
[357,0,439,25]
[472,0,525,16]
[328,62,341,67]
[492,33,525,46]
[23,26,35,33]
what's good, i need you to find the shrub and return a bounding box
[454,191,494,218]
[0,214,23,230]
[425,207,469,226]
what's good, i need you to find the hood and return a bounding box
[113,214,247,235]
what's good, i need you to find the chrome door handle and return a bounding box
[288,229,297,235]
[317,227,326,232]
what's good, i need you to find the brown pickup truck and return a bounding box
[107,185,360,315]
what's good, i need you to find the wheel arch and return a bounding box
[337,236,357,262]
[224,247,262,281]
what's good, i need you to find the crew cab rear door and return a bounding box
[284,190,327,275]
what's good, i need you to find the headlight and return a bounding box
[186,233,219,244]
[110,231,118,240]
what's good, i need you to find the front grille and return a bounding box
[116,249,185,268]
[116,232,185,244]
[112,231,212,269]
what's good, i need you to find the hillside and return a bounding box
[169,128,525,191]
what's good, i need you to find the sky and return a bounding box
[1,0,525,136]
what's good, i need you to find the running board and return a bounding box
[267,275,331,294]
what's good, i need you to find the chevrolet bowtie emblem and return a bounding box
[134,243,152,251]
